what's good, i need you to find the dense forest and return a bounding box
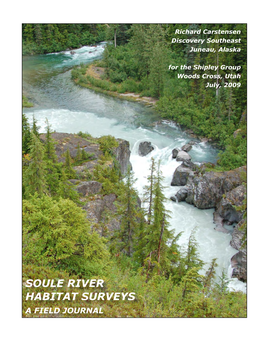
[22,24,247,317]
[22,24,107,55]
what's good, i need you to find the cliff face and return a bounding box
[40,132,132,234]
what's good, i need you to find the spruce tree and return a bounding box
[23,131,48,198]
[150,160,172,268]
[44,118,57,162]
[177,229,204,283]
[32,114,40,138]
[64,148,76,179]
[22,113,31,155]
[143,157,156,225]
[136,159,180,277]
[148,41,168,97]
[181,267,204,299]
[203,258,218,294]
[75,142,82,162]
[114,167,140,257]
[57,169,80,204]
[43,118,62,197]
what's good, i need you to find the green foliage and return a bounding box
[22,113,31,155]
[23,194,110,275]
[98,135,119,155]
[64,148,76,179]
[23,132,48,198]
[44,119,57,162]
[93,162,120,195]
[22,24,107,55]
[213,269,232,295]
[134,159,182,279]
[32,114,40,138]
[22,95,33,108]
[112,168,140,257]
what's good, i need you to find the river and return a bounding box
[22,42,246,293]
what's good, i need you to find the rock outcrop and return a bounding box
[75,181,102,197]
[230,219,247,282]
[230,218,247,282]
[113,138,131,175]
[40,132,132,236]
[40,132,131,178]
[175,166,246,209]
[40,132,102,164]
[215,185,246,225]
[231,251,247,282]
[82,193,120,234]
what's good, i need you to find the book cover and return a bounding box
[22,23,247,319]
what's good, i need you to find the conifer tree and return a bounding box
[213,269,231,295]
[81,148,86,161]
[23,194,109,275]
[32,114,40,138]
[44,118,57,162]
[75,142,82,162]
[23,131,48,198]
[57,169,80,204]
[64,148,76,179]
[22,113,31,155]
[203,258,218,293]
[150,160,172,268]
[43,118,62,197]
[143,157,156,225]
[181,267,204,298]
[176,228,204,282]
[114,167,140,256]
[136,159,180,277]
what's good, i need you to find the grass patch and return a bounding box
[22,95,34,108]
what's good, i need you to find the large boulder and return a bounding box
[171,164,194,186]
[184,166,246,209]
[181,143,192,152]
[138,141,154,156]
[176,150,191,162]
[172,148,180,159]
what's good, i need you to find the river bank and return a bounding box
[72,62,158,107]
